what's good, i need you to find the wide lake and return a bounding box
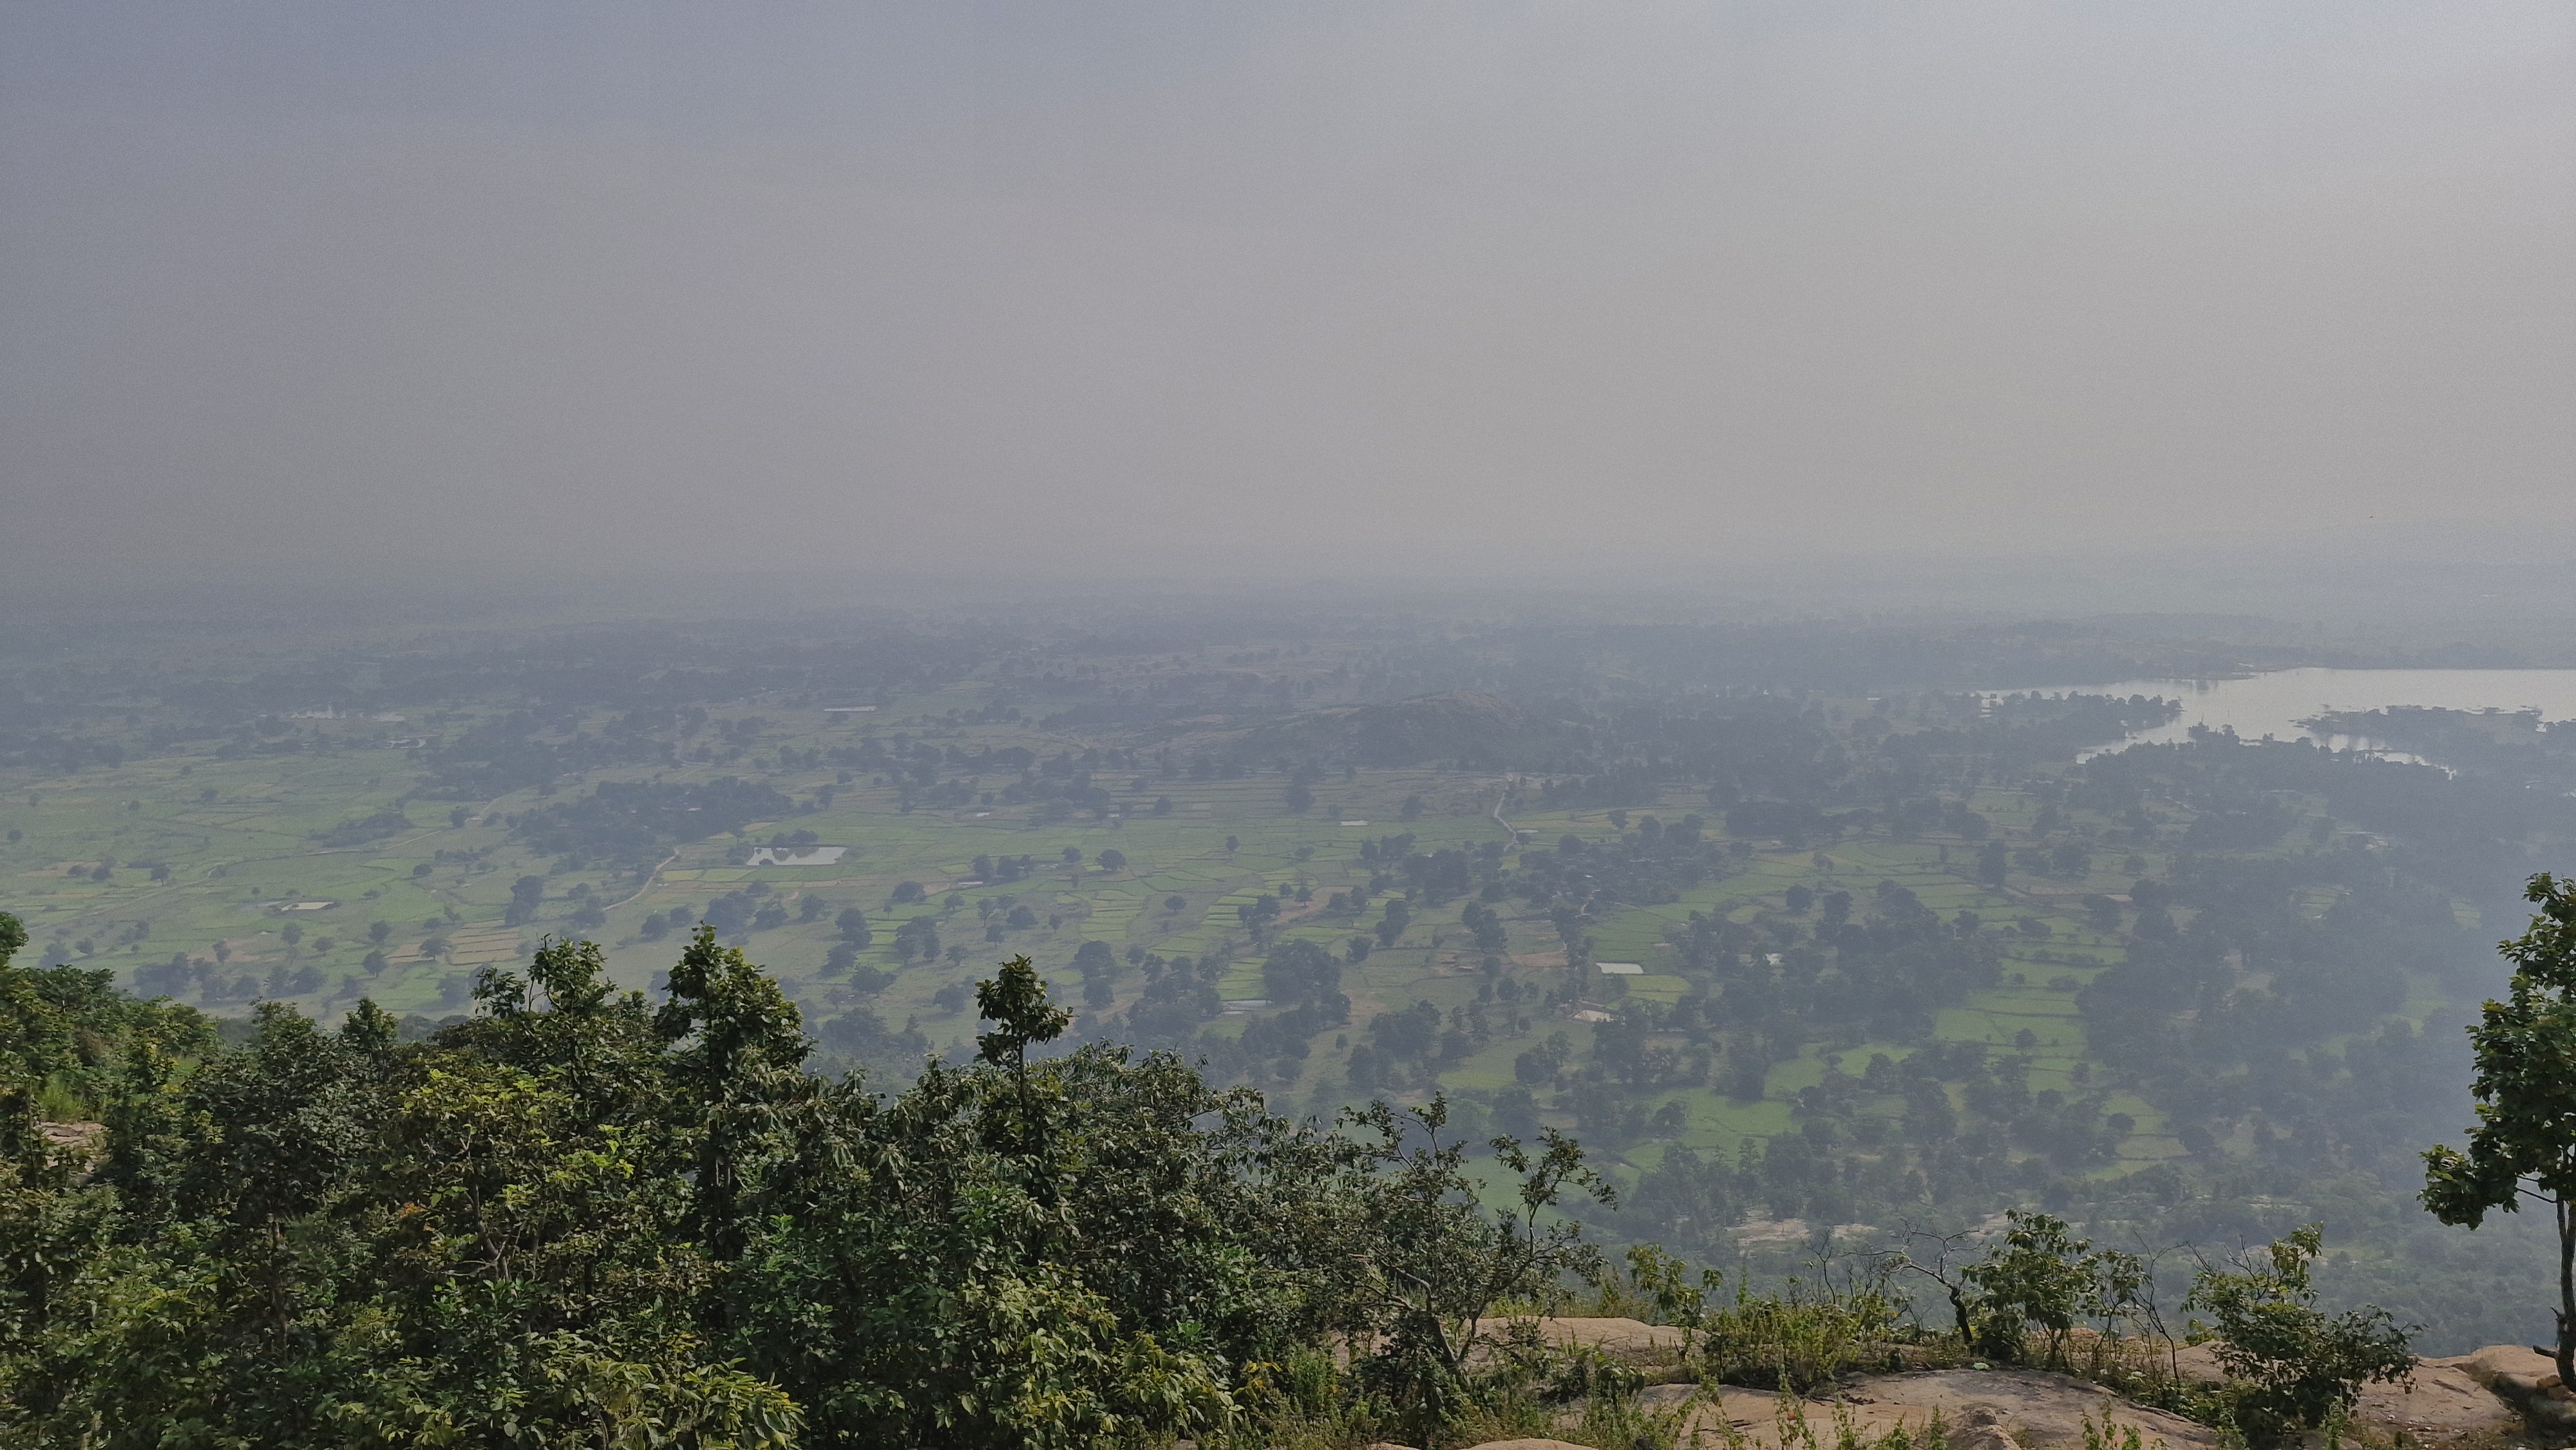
[1988,667,2576,758]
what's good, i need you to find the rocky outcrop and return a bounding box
[2121,1338,2526,1442]
[2425,1344,2576,1431]
[1639,1368,2221,1450]
[1423,1326,2557,1450]
[37,1120,102,1154]
[2344,1355,2526,1441]
[34,1120,104,1180]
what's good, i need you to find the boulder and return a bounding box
[2164,1342,2228,1387]
[34,1121,106,1183]
[37,1120,102,1151]
[1950,1404,2025,1450]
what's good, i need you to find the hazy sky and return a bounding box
[5,3,2571,588]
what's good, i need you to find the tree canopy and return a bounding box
[0,918,1618,1448]
[2423,871,2576,1386]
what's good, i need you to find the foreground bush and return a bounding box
[0,925,1622,1448]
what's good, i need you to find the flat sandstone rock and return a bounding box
[2422,1344,2573,1431]
[1828,1369,2218,1450]
[1454,1329,2540,1449]
[1472,1316,1686,1363]
[1645,1369,2218,1450]
[2349,1359,2526,1441]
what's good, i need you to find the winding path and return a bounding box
[605,852,680,911]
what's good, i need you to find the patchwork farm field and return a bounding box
[0,684,2357,1182]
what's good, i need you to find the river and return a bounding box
[1985,666,2576,760]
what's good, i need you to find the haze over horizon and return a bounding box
[19,13,2576,1412]
[5,3,2572,610]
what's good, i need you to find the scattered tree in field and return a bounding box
[504,873,545,926]
[1236,894,1280,945]
[892,914,940,964]
[1977,840,2008,889]
[1375,897,1412,948]
[835,907,872,949]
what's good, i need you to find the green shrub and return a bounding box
[1699,1273,1902,1391]
[1903,1210,2145,1368]
[2184,1223,2412,1446]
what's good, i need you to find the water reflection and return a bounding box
[1980,666,2576,764]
